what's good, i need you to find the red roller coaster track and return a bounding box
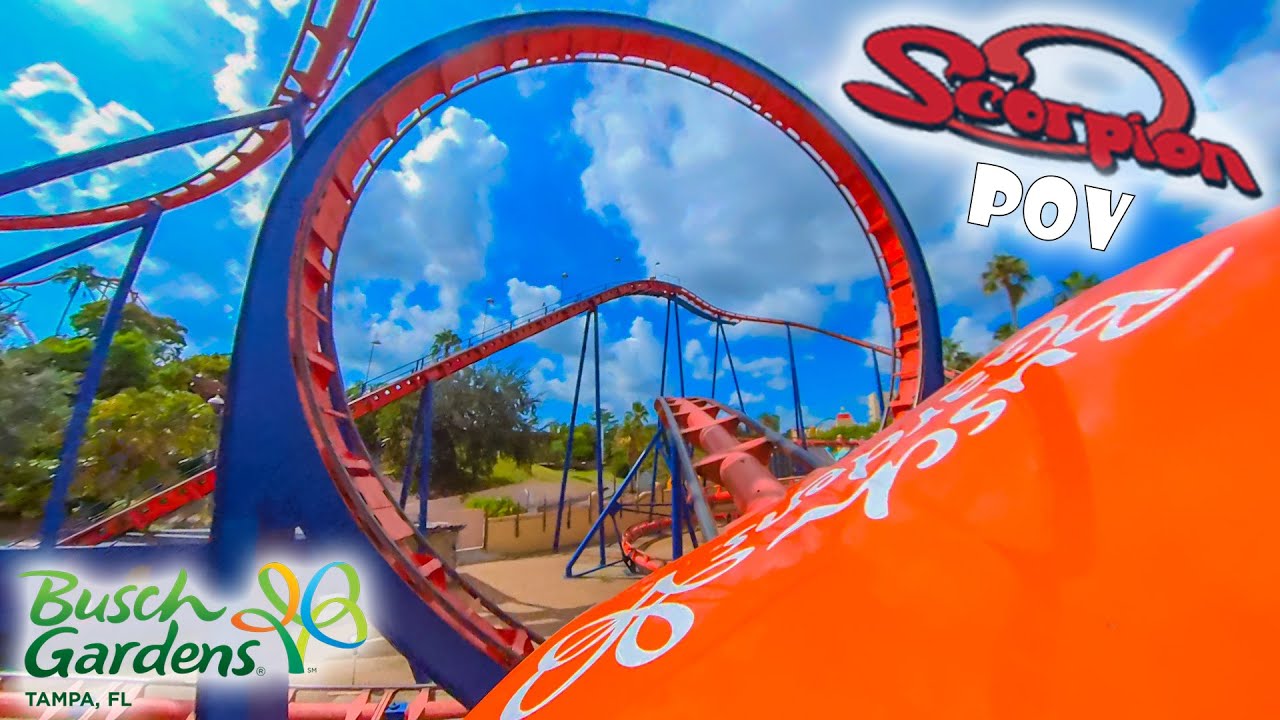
[60,279,891,546]
[0,0,374,231]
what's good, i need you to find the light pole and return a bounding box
[363,337,382,391]
[206,394,225,463]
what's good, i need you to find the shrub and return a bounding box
[465,495,525,518]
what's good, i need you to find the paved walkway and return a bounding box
[310,549,642,686]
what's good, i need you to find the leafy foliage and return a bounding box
[981,253,1033,330]
[465,496,525,518]
[0,301,217,521]
[0,352,74,517]
[943,337,979,372]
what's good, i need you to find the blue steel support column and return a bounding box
[871,349,888,429]
[710,321,721,399]
[400,390,426,509]
[0,218,145,282]
[0,105,294,197]
[288,96,309,155]
[39,209,160,546]
[673,303,686,396]
[417,382,433,533]
[786,325,807,449]
[591,309,606,565]
[669,438,684,560]
[659,300,671,397]
[565,431,661,577]
[720,323,746,413]
[553,312,593,551]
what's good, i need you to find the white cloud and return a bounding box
[949,316,996,357]
[204,0,261,114]
[573,66,874,336]
[334,108,508,376]
[149,274,220,304]
[569,0,1269,354]
[529,314,668,413]
[1,62,154,212]
[267,0,303,16]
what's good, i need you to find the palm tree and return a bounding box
[430,329,463,358]
[1053,270,1102,306]
[50,264,104,336]
[993,322,1017,342]
[942,337,978,371]
[981,254,1033,329]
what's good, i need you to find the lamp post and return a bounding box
[363,337,382,391]
[206,394,225,463]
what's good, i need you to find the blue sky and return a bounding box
[1,0,1276,431]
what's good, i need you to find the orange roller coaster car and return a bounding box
[470,208,1280,719]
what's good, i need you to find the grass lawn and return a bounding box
[489,456,620,486]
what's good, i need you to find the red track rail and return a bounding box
[0,0,372,231]
[620,396,792,571]
[61,280,886,546]
[659,396,787,516]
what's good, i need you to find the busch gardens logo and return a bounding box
[16,561,368,679]
[842,24,1262,198]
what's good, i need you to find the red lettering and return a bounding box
[1127,114,1158,166]
[1043,101,1083,143]
[843,27,986,128]
[842,24,1261,198]
[1153,131,1201,173]
[1199,140,1262,197]
[1083,111,1132,172]
[954,80,1004,123]
[1003,88,1047,136]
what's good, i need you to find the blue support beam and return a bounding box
[591,309,606,565]
[0,104,298,197]
[399,399,423,509]
[553,312,593,551]
[669,438,684,560]
[720,323,746,413]
[417,383,433,533]
[786,325,807,449]
[565,431,661,577]
[39,209,161,546]
[0,216,147,283]
[659,299,671,396]
[871,348,888,430]
[710,321,721,399]
[288,97,309,155]
[673,303,686,396]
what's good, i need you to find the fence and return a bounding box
[476,487,673,557]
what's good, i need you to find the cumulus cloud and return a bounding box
[569,0,1274,358]
[334,108,508,377]
[1,62,155,212]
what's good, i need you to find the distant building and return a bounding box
[866,392,888,424]
[835,407,854,427]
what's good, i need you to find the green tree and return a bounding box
[759,412,781,432]
[943,337,979,372]
[71,300,187,361]
[0,352,74,518]
[430,329,463,358]
[50,264,111,336]
[1053,270,1102,306]
[609,402,657,478]
[75,388,219,512]
[155,354,231,397]
[358,363,541,496]
[26,330,158,397]
[981,254,1033,330]
[993,322,1017,342]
